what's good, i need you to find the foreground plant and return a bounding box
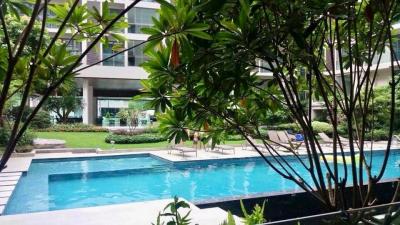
[141,0,400,223]
[152,196,191,225]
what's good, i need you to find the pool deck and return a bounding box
[0,142,398,224]
[0,198,241,225]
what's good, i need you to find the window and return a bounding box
[127,8,157,33]
[128,40,146,66]
[395,36,400,61]
[61,39,82,55]
[45,10,57,28]
[258,60,271,73]
[102,42,125,67]
[109,8,125,33]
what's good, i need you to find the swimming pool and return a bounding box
[4,151,400,215]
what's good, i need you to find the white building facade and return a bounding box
[46,0,160,125]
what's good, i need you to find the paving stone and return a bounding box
[0,172,22,177]
[0,197,8,205]
[0,191,12,198]
[0,176,20,182]
[0,186,14,192]
[0,180,18,186]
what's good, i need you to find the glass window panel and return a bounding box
[109,8,125,33]
[127,8,157,33]
[259,60,271,73]
[61,39,82,55]
[102,42,125,67]
[395,36,400,61]
[128,40,146,66]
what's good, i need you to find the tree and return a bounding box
[141,0,400,223]
[43,85,82,124]
[0,0,150,170]
[117,100,146,132]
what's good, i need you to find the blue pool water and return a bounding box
[4,151,400,215]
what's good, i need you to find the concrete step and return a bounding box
[0,197,9,205]
[0,186,14,192]
[33,138,66,149]
[0,180,18,186]
[0,176,20,182]
[0,172,22,177]
[0,191,12,198]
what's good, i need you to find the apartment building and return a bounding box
[47,1,399,125]
[44,0,273,126]
[311,22,400,119]
[43,0,160,125]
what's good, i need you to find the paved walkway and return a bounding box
[0,198,241,225]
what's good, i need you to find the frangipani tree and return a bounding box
[0,0,212,171]
[141,0,400,223]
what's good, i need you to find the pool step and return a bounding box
[0,172,22,216]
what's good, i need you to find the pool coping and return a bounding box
[1,147,399,216]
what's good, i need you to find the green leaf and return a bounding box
[188,31,212,40]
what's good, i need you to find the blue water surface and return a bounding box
[4,151,400,215]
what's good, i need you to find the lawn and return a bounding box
[35,132,245,150]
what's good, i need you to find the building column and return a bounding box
[82,78,94,124]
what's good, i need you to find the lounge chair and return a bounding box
[205,140,235,154]
[276,131,302,150]
[242,135,271,153]
[318,132,333,145]
[168,136,198,157]
[318,132,348,146]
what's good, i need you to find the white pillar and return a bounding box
[82,79,94,124]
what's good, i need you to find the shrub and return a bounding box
[365,129,389,141]
[265,109,292,125]
[30,110,52,129]
[0,127,35,148]
[105,133,167,144]
[270,123,301,132]
[39,123,108,132]
[311,121,333,135]
[226,134,244,141]
[6,107,52,129]
[111,127,159,135]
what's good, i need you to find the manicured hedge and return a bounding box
[39,123,108,132]
[311,121,333,135]
[365,129,389,141]
[105,133,167,144]
[111,127,159,135]
[269,123,301,132]
[226,134,244,141]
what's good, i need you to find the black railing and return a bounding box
[263,201,400,225]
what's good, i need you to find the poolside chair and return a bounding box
[242,135,270,153]
[318,132,349,147]
[205,139,236,154]
[276,131,302,151]
[318,132,334,145]
[168,136,198,157]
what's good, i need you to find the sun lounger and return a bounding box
[168,136,198,157]
[242,135,268,151]
[318,132,333,145]
[205,140,235,154]
[276,131,302,150]
[318,132,349,146]
[174,146,198,157]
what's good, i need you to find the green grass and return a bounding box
[35,132,244,150]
